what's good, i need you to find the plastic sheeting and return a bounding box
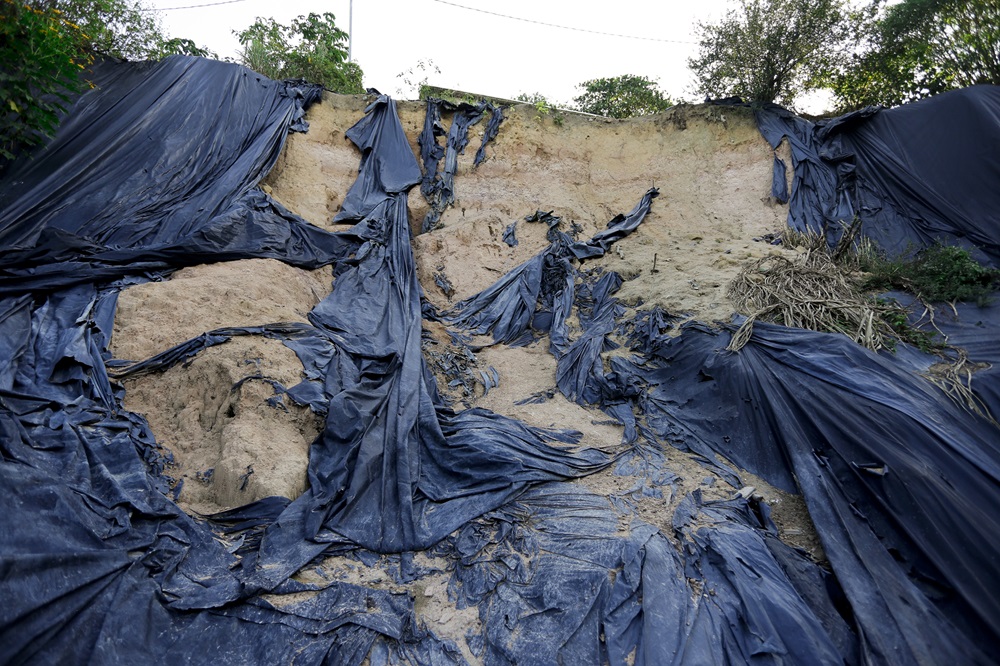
[753,85,1000,265]
[614,320,1000,661]
[445,232,1000,662]
[0,57,624,663]
[4,54,1000,665]
[0,58,341,297]
[418,99,503,233]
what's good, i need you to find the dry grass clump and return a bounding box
[727,249,905,352]
[727,222,997,425]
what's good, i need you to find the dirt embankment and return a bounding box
[110,95,820,630]
[266,97,797,323]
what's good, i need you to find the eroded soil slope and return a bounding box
[111,96,819,642]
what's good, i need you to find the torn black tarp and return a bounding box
[614,319,1000,661]
[553,271,624,406]
[752,86,1000,265]
[418,99,503,233]
[0,59,610,663]
[0,57,346,297]
[7,52,1000,665]
[249,95,613,561]
[445,230,1000,663]
[444,188,658,346]
[439,482,854,665]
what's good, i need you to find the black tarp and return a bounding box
[417,99,503,233]
[0,57,619,663]
[753,85,1000,266]
[614,320,1000,661]
[4,55,1000,665]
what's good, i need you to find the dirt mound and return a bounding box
[113,258,330,514]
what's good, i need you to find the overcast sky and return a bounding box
[147,0,736,105]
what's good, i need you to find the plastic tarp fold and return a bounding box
[752,86,1000,265]
[6,54,1000,665]
[0,56,346,296]
[616,319,1000,662]
[250,95,613,564]
[0,59,610,662]
[417,99,503,233]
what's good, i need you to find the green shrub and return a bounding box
[234,13,362,93]
[862,242,1000,305]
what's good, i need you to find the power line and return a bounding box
[145,0,251,12]
[430,0,696,45]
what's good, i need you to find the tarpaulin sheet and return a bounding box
[4,53,1000,665]
[418,99,502,233]
[0,58,344,298]
[753,86,1000,265]
[436,483,854,665]
[611,319,1000,662]
[443,235,1000,664]
[0,57,625,663]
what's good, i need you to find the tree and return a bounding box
[572,75,672,118]
[37,0,212,61]
[1,0,211,168]
[688,0,850,107]
[151,37,215,60]
[235,13,363,93]
[829,0,1000,109]
[1,0,93,161]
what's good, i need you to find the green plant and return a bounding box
[828,0,1000,109]
[572,74,672,118]
[514,91,547,104]
[860,242,999,304]
[234,13,362,93]
[876,297,941,353]
[514,93,554,123]
[152,36,214,59]
[1,0,93,161]
[396,59,440,99]
[688,0,852,107]
[46,0,174,61]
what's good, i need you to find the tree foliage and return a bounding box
[1,0,92,160]
[572,75,672,118]
[829,0,1000,109]
[37,0,212,60]
[235,13,363,93]
[1,0,211,168]
[50,0,163,60]
[688,0,850,107]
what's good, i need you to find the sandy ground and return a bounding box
[110,94,821,647]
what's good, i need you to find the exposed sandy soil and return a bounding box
[111,258,332,361]
[120,336,322,514]
[112,258,331,513]
[110,93,821,654]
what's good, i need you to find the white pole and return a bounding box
[348,0,353,62]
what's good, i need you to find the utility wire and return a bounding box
[431,0,696,45]
[143,0,251,12]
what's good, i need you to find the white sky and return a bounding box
[147,0,734,105]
